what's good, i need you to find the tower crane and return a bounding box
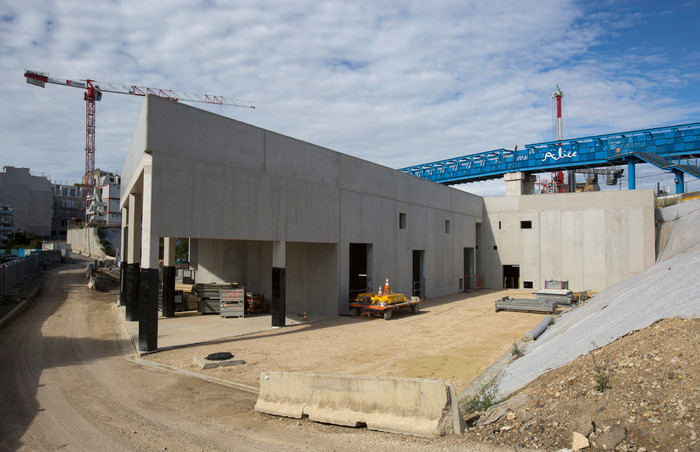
[24,69,254,222]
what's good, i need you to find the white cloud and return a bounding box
[0,0,698,195]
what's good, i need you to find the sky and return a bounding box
[1,0,699,196]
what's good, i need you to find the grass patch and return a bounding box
[460,382,500,415]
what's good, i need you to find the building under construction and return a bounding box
[120,95,661,351]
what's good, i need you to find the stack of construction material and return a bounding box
[495,296,558,313]
[544,279,568,289]
[220,287,245,318]
[532,289,574,305]
[193,282,239,314]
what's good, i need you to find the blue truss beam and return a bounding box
[398,122,700,186]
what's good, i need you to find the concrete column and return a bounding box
[504,172,536,196]
[189,238,199,271]
[124,193,142,321]
[139,163,159,352]
[119,208,128,307]
[271,241,286,327]
[162,237,176,318]
[628,160,636,190]
[138,267,159,351]
[673,169,685,194]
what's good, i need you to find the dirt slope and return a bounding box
[464,316,699,451]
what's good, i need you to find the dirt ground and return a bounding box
[3,260,697,451]
[463,316,700,451]
[142,289,545,395]
[0,259,542,451]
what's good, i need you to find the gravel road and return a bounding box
[0,258,526,451]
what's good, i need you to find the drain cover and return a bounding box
[205,352,234,361]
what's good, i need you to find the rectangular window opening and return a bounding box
[493,245,498,250]
[498,221,501,229]
[445,220,451,234]
[523,281,533,289]
[521,220,532,229]
[399,213,407,229]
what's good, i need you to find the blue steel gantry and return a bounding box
[398,122,700,194]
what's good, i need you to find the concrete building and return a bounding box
[121,96,484,350]
[86,170,121,226]
[120,95,657,352]
[482,190,656,291]
[0,167,52,237]
[52,184,85,238]
[0,205,14,245]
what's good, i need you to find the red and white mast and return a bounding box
[552,85,563,142]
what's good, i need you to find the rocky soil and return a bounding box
[463,316,699,451]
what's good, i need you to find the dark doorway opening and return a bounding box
[503,265,520,289]
[412,250,424,298]
[349,243,369,300]
[463,247,474,290]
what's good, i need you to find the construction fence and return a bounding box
[1,251,64,301]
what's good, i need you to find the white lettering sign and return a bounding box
[542,147,577,162]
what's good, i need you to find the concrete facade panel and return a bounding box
[484,190,655,292]
[538,210,562,284]
[560,210,584,286]
[582,209,606,290]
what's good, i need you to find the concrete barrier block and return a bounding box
[255,371,464,437]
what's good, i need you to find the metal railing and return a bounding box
[412,279,425,299]
[464,273,484,291]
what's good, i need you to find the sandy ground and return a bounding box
[0,257,544,451]
[143,289,546,395]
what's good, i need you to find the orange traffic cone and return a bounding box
[384,278,391,295]
[303,311,308,321]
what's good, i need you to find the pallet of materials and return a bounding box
[220,287,245,318]
[532,289,574,305]
[495,296,558,313]
[194,282,239,314]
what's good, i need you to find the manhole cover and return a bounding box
[205,352,234,361]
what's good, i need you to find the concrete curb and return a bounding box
[255,370,465,437]
[0,299,29,330]
[111,303,259,395]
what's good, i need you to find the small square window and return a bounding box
[493,245,498,250]
[445,220,451,233]
[399,213,407,229]
[523,281,533,289]
[521,220,532,229]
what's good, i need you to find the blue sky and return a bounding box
[1,0,699,196]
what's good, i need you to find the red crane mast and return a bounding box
[24,69,254,222]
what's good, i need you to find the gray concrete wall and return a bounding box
[0,167,52,237]
[67,227,110,259]
[121,96,483,318]
[255,371,464,437]
[483,190,656,291]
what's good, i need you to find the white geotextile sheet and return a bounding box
[496,199,700,399]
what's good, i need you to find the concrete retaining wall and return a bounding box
[67,227,120,260]
[255,371,464,437]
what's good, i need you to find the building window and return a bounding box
[521,220,532,229]
[498,221,501,229]
[523,281,533,289]
[493,245,498,250]
[445,220,451,233]
[399,213,407,229]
